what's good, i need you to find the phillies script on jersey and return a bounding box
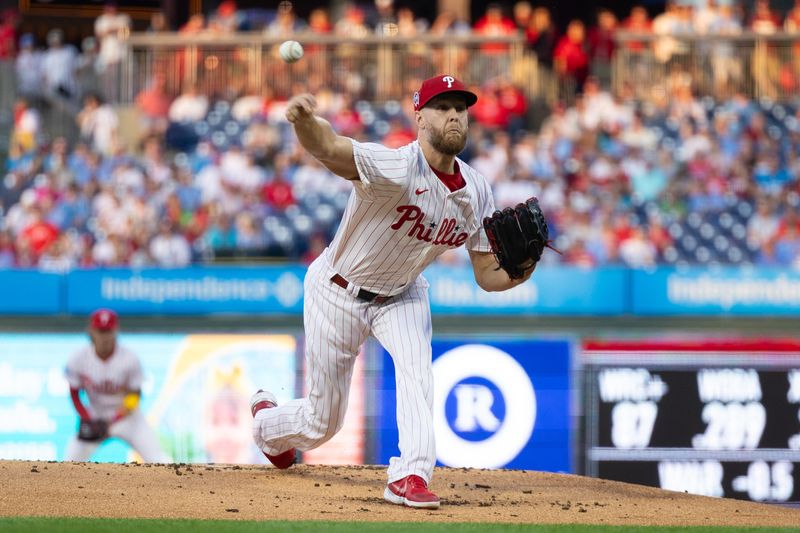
[390,205,468,247]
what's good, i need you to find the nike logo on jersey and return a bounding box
[390,205,468,247]
[415,188,429,195]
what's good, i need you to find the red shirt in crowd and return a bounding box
[21,220,59,256]
[471,92,511,129]
[382,124,415,149]
[0,21,15,60]
[473,13,517,54]
[554,36,589,78]
[588,27,616,61]
[262,177,295,210]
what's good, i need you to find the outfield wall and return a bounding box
[3,265,800,316]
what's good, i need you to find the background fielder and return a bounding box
[64,308,170,463]
[251,75,533,509]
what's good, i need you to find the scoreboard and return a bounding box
[583,340,800,503]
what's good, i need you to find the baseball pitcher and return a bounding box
[64,308,170,463]
[251,75,548,508]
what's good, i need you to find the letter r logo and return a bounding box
[453,384,500,432]
[443,76,455,88]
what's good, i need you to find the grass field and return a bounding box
[1,519,798,533]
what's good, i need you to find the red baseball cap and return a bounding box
[89,308,119,331]
[413,75,478,111]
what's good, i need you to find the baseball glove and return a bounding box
[77,419,109,442]
[483,197,559,280]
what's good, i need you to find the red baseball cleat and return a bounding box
[250,390,296,469]
[384,475,441,509]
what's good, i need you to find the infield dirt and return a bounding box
[1,461,798,527]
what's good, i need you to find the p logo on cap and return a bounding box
[90,308,118,331]
[413,74,478,111]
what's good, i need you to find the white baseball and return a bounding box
[279,40,304,64]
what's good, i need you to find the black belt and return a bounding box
[331,274,391,304]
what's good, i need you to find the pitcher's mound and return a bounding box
[0,461,798,526]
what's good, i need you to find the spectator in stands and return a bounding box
[564,237,598,268]
[750,0,780,33]
[694,0,720,35]
[474,2,517,60]
[709,2,743,94]
[10,98,40,154]
[431,9,470,36]
[753,153,792,195]
[265,1,305,37]
[430,10,470,73]
[0,8,18,60]
[747,197,780,248]
[775,209,800,240]
[0,230,14,268]
[148,11,169,32]
[209,0,240,33]
[774,225,800,266]
[308,7,333,34]
[588,9,617,88]
[149,220,191,267]
[14,33,42,100]
[301,233,328,265]
[94,1,131,101]
[75,37,102,102]
[42,29,78,101]
[525,7,557,69]
[335,4,370,39]
[168,83,209,123]
[381,114,414,148]
[77,93,119,156]
[646,213,672,255]
[554,20,589,90]
[231,89,265,122]
[202,211,236,256]
[619,226,657,267]
[650,1,677,51]
[233,212,266,254]
[397,7,427,36]
[135,73,172,135]
[38,233,77,273]
[622,4,653,57]
[373,0,397,35]
[19,204,60,262]
[261,156,295,211]
[180,13,206,34]
[513,1,532,33]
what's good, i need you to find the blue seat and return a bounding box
[680,234,698,253]
[726,246,744,264]
[713,235,730,253]
[698,222,716,241]
[686,212,703,230]
[694,246,712,263]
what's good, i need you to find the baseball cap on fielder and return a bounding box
[413,75,478,111]
[89,308,119,331]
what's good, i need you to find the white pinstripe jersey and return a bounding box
[65,345,143,420]
[324,139,496,296]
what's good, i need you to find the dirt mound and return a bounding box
[0,461,797,526]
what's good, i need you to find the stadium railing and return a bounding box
[121,33,559,104]
[613,31,800,102]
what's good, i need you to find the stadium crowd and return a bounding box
[1,1,800,271]
[9,0,800,102]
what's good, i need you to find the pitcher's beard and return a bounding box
[430,129,467,156]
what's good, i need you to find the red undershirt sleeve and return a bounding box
[70,388,91,421]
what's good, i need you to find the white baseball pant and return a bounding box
[253,255,436,483]
[64,411,170,463]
